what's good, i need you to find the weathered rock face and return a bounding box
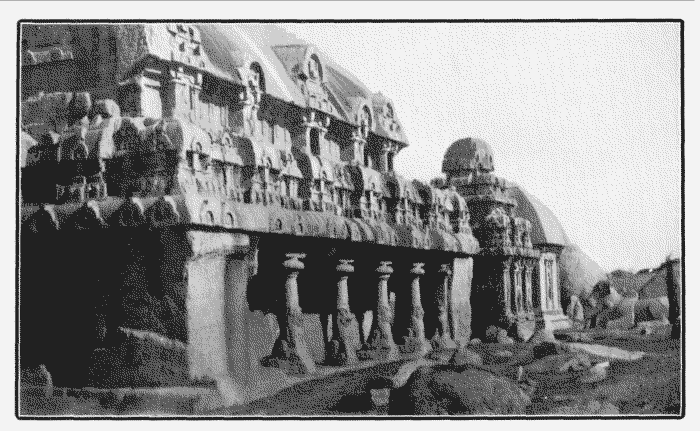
[388,364,530,415]
[88,327,205,388]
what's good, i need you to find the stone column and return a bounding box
[326,259,358,365]
[432,264,457,349]
[403,263,431,357]
[512,260,523,315]
[498,257,514,328]
[359,261,399,361]
[524,263,535,314]
[261,253,316,375]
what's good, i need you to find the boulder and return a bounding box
[637,320,671,336]
[450,348,483,367]
[388,364,530,415]
[484,326,514,344]
[635,297,670,323]
[497,330,515,345]
[566,343,645,362]
[579,362,609,384]
[484,326,501,343]
[524,352,592,376]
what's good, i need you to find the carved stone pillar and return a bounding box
[260,253,316,375]
[403,263,432,357]
[512,260,524,315]
[499,257,514,328]
[432,264,457,350]
[326,259,358,365]
[358,261,399,361]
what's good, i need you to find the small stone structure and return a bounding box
[19,23,572,407]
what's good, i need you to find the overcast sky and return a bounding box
[279,22,681,272]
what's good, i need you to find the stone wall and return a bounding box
[20,226,473,405]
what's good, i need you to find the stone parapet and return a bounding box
[21,195,480,254]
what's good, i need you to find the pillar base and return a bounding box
[325,339,358,366]
[401,337,432,358]
[430,334,457,351]
[357,331,399,361]
[260,337,316,376]
[325,311,359,366]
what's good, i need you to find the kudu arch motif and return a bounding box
[20,23,569,406]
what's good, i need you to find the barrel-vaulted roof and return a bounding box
[509,183,569,246]
[197,24,306,106]
[195,25,406,144]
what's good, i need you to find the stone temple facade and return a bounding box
[19,23,569,406]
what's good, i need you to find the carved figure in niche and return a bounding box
[248,63,264,103]
[381,103,399,134]
[358,106,372,139]
[308,55,321,81]
[484,207,512,248]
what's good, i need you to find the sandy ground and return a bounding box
[18,329,681,417]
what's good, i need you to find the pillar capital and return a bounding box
[283,253,305,272]
[336,259,354,275]
[411,262,425,276]
[438,263,452,276]
[377,261,393,277]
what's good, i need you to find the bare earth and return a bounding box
[19,329,681,417]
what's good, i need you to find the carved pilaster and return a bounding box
[512,260,524,315]
[261,253,316,375]
[358,261,399,361]
[402,263,431,357]
[499,257,514,327]
[326,259,358,366]
[524,262,535,314]
[432,264,457,350]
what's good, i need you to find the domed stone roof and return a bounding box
[442,137,495,177]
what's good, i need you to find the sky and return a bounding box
[279,22,681,273]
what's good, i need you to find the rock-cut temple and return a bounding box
[19,23,573,406]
